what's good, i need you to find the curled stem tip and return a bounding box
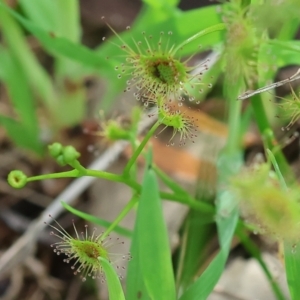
[8,170,27,189]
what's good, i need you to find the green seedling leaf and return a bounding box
[126,160,176,299]
[99,257,126,300]
[61,202,132,238]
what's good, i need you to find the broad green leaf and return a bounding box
[262,40,300,68]
[99,257,126,300]
[0,3,112,71]
[0,47,37,132]
[126,162,176,299]
[0,116,43,154]
[19,0,84,102]
[126,228,150,300]
[0,47,42,154]
[0,2,86,128]
[19,0,81,42]
[0,3,55,108]
[61,202,132,238]
[99,5,223,61]
[142,0,179,9]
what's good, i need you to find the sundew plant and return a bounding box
[3,0,300,299]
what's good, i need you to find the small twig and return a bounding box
[238,68,300,100]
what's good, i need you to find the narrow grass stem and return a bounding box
[251,95,295,184]
[101,194,139,240]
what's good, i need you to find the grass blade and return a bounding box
[99,257,126,300]
[284,243,300,300]
[179,152,242,300]
[126,156,176,299]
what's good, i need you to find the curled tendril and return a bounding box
[8,170,27,189]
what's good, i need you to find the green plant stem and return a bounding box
[27,169,79,181]
[153,164,192,196]
[153,164,215,214]
[85,169,141,190]
[173,23,226,54]
[236,222,286,300]
[227,95,242,154]
[162,193,214,214]
[224,75,244,153]
[251,93,299,300]
[251,95,295,184]
[266,149,288,191]
[69,160,87,175]
[123,121,160,176]
[101,194,139,240]
[25,168,213,213]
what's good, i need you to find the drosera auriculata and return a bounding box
[101,16,212,105]
[45,215,132,283]
[148,97,198,146]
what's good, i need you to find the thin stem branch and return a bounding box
[172,23,226,55]
[101,194,139,240]
[123,121,160,176]
[251,95,295,184]
[27,170,79,181]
